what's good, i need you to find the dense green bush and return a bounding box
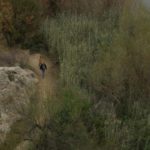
[89,3,150,150]
[42,1,150,149]
[32,88,106,150]
[11,0,42,44]
[0,0,42,47]
[43,11,117,87]
[91,3,150,113]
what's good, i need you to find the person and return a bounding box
[39,56,47,79]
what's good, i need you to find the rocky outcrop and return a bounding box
[0,67,38,143]
[15,141,34,150]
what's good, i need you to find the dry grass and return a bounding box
[0,41,30,67]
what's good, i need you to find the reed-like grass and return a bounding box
[41,2,150,149]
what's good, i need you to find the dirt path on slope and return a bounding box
[28,53,57,125]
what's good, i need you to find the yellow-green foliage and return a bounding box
[90,4,150,150]
[91,3,150,105]
[43,1,150,149]
[43,12,117,87]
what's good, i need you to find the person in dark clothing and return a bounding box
[39,63,47,79]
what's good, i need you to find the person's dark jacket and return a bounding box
[40,63,47,71]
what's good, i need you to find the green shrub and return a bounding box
[22,32,48,53]
[43,12,117,87]
[90,3,150,116]
[32,88,106,150]
[42,1,150,149]
[0,0,42,46]
[89,3,150,150]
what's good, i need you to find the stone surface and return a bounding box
[15,141,34,150]
[0,67,38,143]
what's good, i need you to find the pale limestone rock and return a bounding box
[0,67,38,143]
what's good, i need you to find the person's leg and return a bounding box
[40,69,43,79]
[42,70,45,79]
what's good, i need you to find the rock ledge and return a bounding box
[0,67,38,143]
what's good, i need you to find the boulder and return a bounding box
[15,141,34,150]
[0,67,38,143]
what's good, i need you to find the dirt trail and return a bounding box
[28,53,57,125]
[29,53,56,97]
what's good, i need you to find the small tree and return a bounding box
[0,0,42,46]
